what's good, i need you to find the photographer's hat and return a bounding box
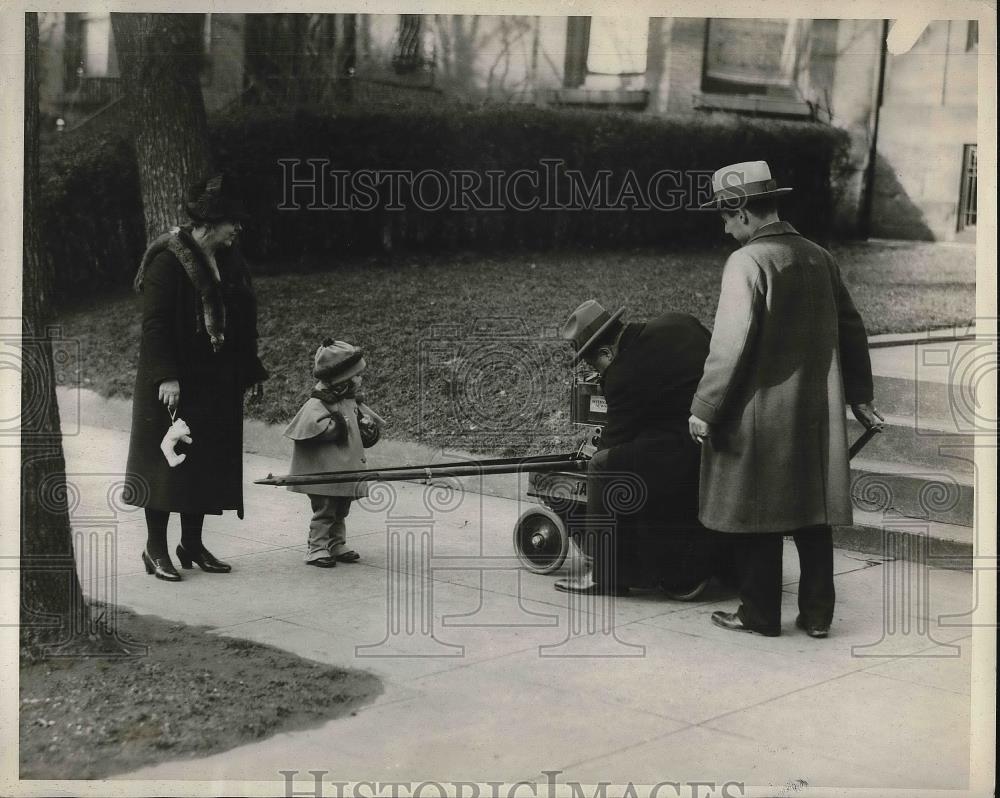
[700,160,793,209]
[313,339,367,384]
[561,300,626,364]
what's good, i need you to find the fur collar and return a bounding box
[134,227,227,352]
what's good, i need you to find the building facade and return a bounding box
[37,13,978,241]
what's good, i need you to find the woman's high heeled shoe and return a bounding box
[141,550,182,582]
[176,543,232,573]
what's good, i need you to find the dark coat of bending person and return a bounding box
[558,301,725,595]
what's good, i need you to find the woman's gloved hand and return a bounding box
[159,379,180,411]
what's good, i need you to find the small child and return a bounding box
[283,339,383,568]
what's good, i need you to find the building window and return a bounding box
[563,17,591,88]
[557,15,650,109]
[702,18,810,96]
[586,17,648,76]
[81,12,114,77]
[965,20,978,52]
[957,144,977,231]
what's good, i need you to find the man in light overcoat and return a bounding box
[688,161,883,638]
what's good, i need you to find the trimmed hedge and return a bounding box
[41,105,849,301]
[39,127,146,300]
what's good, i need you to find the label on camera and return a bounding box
[589,396,607,414]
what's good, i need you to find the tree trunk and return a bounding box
[110,13,214,240]
[21,11,88,659]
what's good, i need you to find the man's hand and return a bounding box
[574,425,602,458]
[688,414,711,445]
[158,379,180,411]
[248,382,265,404]
[851,402,885,431]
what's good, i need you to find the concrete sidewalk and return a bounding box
[58,415,980,792]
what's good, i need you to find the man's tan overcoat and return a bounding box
[691,222,873,533]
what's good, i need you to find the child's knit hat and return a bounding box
[313,339,366,384]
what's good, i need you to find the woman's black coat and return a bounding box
[124,235,268,517]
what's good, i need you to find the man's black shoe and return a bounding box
[711,610,780,637]
[554,576,629,596]
[795,615,830,638]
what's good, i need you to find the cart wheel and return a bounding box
[661,577,710,602]
[513,507,570,574]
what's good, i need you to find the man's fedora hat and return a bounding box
[700,160,793,210]
[561,300,626,364]
[313,339,367,384]
[185,173,250,223]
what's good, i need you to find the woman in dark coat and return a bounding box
[124,174,269,581]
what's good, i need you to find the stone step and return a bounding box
[846,415,976,473]
[867,335,990,436]
[871,374,964,428]
[850,458,974,527]
[833,509,974,571]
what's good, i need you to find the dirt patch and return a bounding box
[20,605,383,779]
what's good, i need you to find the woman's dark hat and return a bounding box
[561,300,626,364]
[185,174,250,223]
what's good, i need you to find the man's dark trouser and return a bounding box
[731,526,835,633]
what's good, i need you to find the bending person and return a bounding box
[556,300,723,596]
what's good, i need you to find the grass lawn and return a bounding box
[20,604,381,778]
[57,240,976,455]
